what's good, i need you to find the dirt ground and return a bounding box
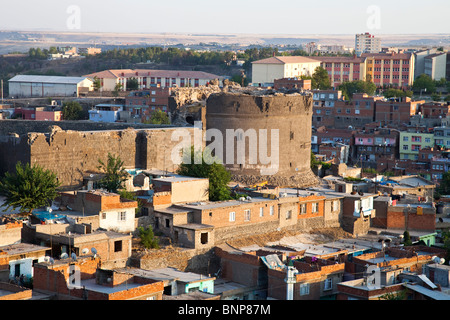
[132,227,354,256]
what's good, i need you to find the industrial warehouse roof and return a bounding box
[83,69,222,80]
[8,75,91,84]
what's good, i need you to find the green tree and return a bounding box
[439,171,450,195]
[92,76,101,91]
[62,101,83,120]
[113,83,123,96]
[148,110,170,125]
[119,190,143,214]
[383,88,407,98]
[127,77,139,91]
[339,80,377,100]
[311,66,331,90]
[0,162,60,215]
[431,93,441,101]
[138,226,160,249]
[96,153,129,193]
[177,146,232,201]
[412,74,436,94]
[403,230,413,246]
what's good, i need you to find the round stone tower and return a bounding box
[205,89,319,188]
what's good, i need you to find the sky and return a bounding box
[1,0,449,35]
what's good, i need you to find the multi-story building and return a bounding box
[310,56,367,88]
[84,69,221,91]
[434,126,450,149]
[361,52,415,88]
[333,93,383,129]
[413,48,439,80]
[312,89,343,127]
[424,52,448,80]
[374,97,424,126]
[354,128,399,166]
[125,88,171,122]
[399,131,435,160]
[355,33,381,57]
[251,56,321,86]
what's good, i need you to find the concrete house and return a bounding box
[0,243,50,284]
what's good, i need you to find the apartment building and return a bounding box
[361,52,415,88]
[400,131,435,160]
[84,69,221,91]
[310,56,367,88]
[374,97,424,126]
[312,89,343,128]
[355,33,381,57]
[424,52,448,80]
[125,88,171,122]
[333,93,383,129]
[414,48,439,80]
[354,128,399,165]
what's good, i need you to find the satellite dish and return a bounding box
[61,253,69,259]
[44,256,50,262]
[49,258,54,264]
[71,252,77,261]
[440,258,445,265]
[82,248,89,255]
[91,247,98,257]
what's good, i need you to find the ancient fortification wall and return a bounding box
[0,122,200,189]
[206,89,319,188]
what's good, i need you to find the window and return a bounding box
[229,211,236,222]
[244,209,251,221]
[118,212,126,221]
[270,206,275,216]
[102,212,107,219]
[312,203,319,213]
[300,283,310,296]
[260,207,264,217]
[286,210,292,220]
[403,136,409,142]
[114,240,122,252]
[332,200,339,212]
[300,204,306,214]
[324,278,333,291]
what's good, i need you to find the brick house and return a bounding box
[58,190,138,233]
[375,97,424,126]
[22,221,132,269]
[0,243,50,284]
[267,256,345,300]
[349,245,446,279]
[33,257,164,300]
[125,88,171,123]
[333,93,383,129]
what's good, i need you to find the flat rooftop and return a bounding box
[117,267,214,284]
[181,197,276,210]
[0,243,50,256]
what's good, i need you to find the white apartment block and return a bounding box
[355,33,381,57]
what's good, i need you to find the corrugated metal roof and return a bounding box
[8,75,91,84]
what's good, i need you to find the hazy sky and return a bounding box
[1,0,449,35]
